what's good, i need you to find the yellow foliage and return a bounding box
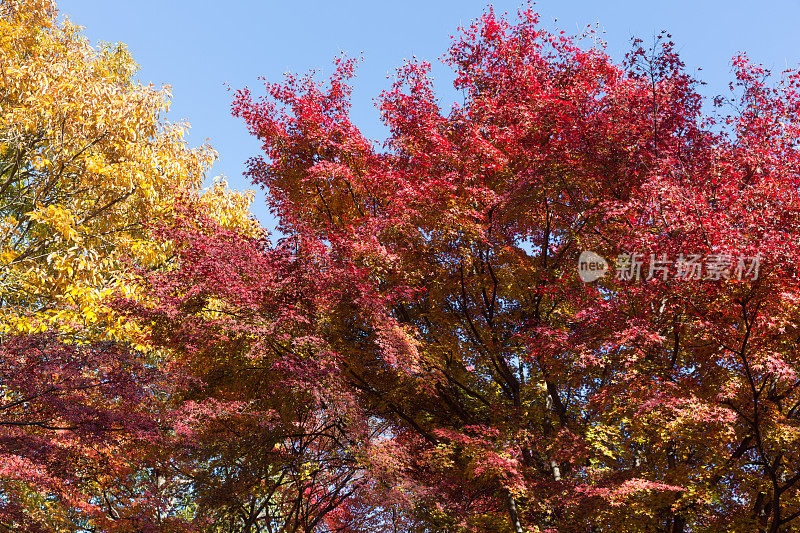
[198,177,260,236]
[0,0,254,341]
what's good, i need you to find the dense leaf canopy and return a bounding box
[5,1,800,532]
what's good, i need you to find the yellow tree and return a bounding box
[0,0,259,337]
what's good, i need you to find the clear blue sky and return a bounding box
[57,0,800,227]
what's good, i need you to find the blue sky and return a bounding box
[58,0,800,226]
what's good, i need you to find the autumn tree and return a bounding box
[0,0,254,529]
[146,7,800,532]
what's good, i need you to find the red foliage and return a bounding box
[0,334,165,530]
[122,6,800,532]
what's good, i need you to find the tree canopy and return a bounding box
[5,1,800,532]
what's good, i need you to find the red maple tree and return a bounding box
[126,7,800,532]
